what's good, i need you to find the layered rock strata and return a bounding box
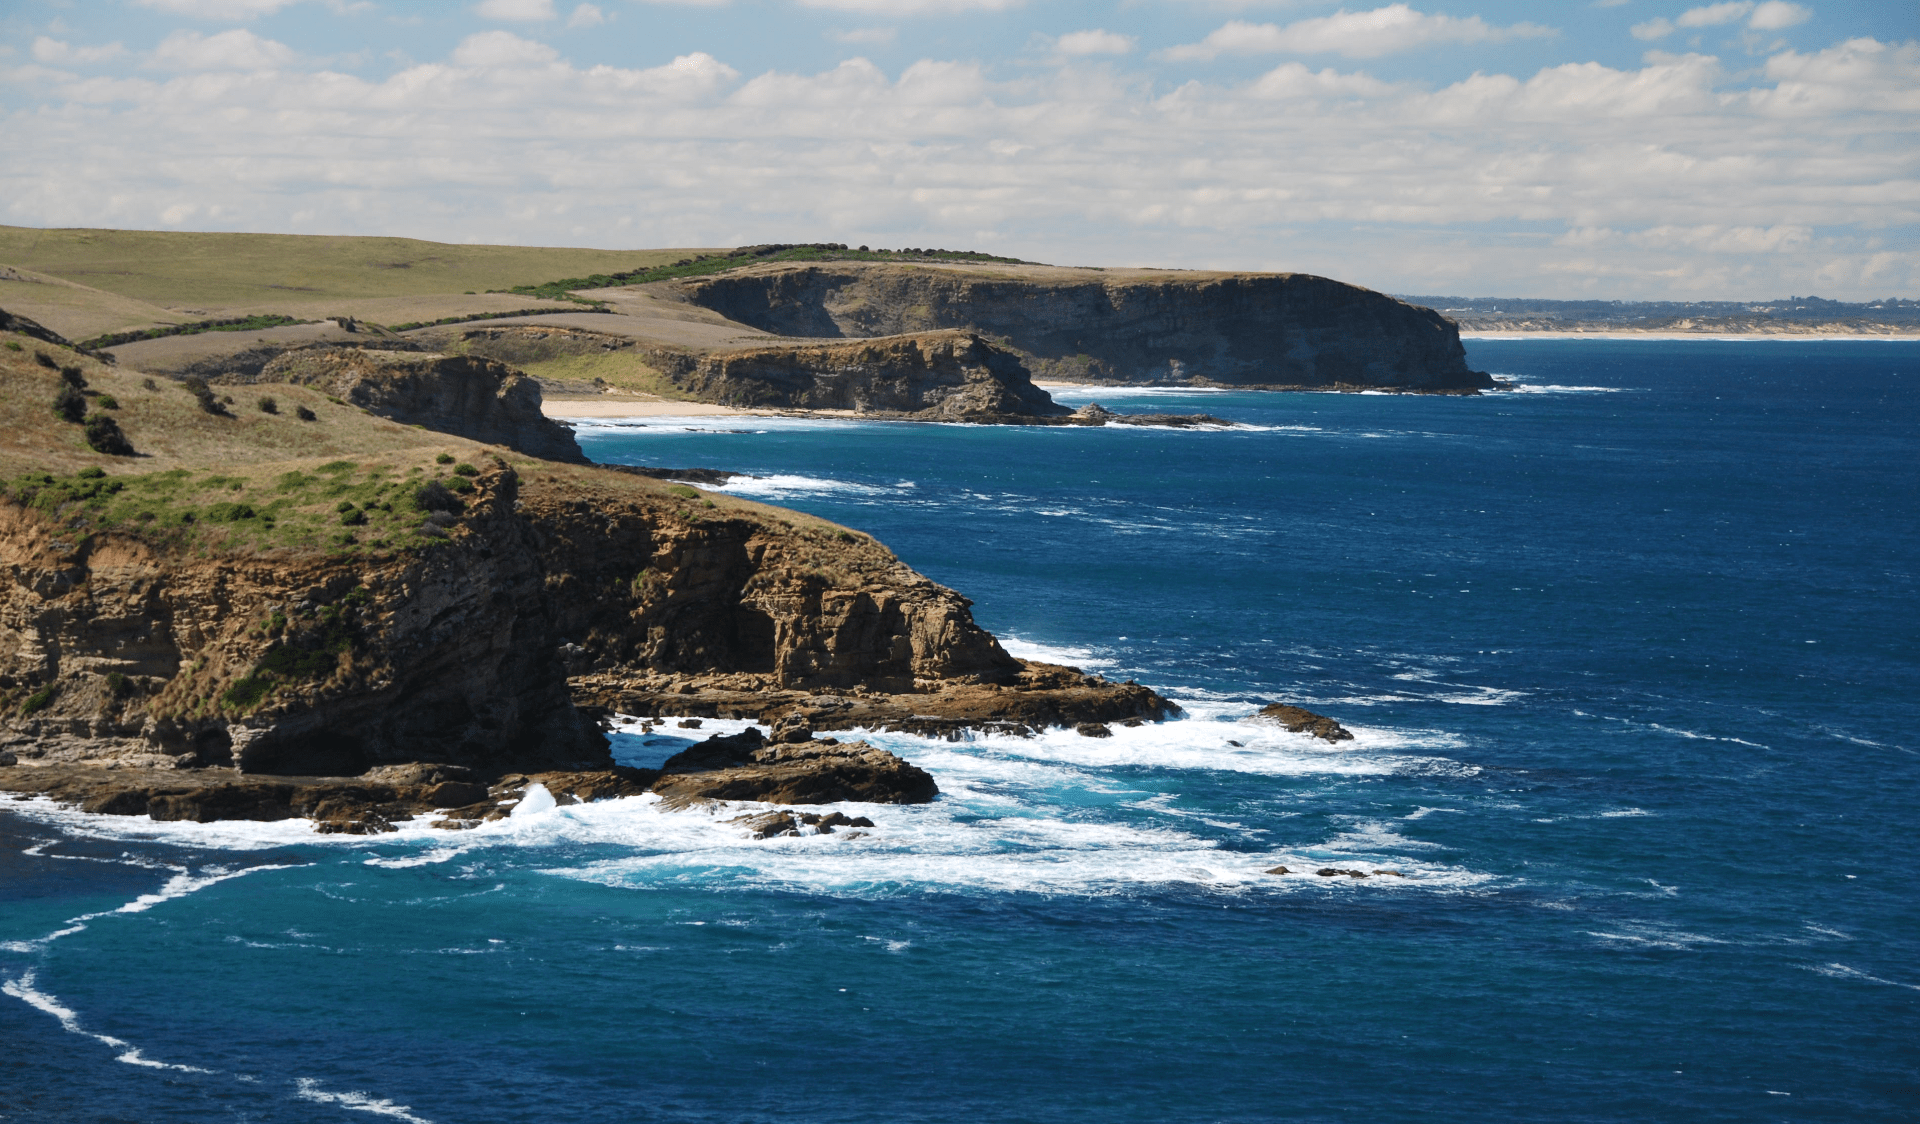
[669,264,1493,391]
[215,346,586,462]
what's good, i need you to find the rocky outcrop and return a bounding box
[643,330,1069,420]
[0,467,607,778]
[220,346,586,462]
[1250,703,1353,742]
[573,661,1174,737]
[649,726,937,808]
[671,264,1492,391]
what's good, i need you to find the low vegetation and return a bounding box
[508,243,1029,302]
[0,457,486,557]
[78,314,310,351]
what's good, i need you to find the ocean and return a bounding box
[3,339,1915,1122]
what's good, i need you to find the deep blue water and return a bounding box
[3,340,1916,1122]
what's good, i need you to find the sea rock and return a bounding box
[1252,704,1354,743]
[1075,722,1113,738]
[652,727,937,808]
[1266,866,1290,876]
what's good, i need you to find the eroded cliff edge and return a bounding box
[664,263,1492,391]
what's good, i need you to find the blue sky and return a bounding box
[2,0,1916,298]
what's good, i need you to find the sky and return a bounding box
[1,0,1915,300]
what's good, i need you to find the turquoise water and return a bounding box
[3,340,1915,1121]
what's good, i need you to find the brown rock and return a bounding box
[1266,866,1290,876]
[1255,704,1354,743]
[1075,722,1113,738]
[653,727,936,808]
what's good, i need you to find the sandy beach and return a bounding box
[540,396,770,418]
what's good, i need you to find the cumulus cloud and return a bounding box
[566,4,608,28]
[1750,2,1813,30]
[1055,30,1135,57]
[829,27,898,45]
[1167,5,1555,61]
[134,0,303,18]
[3,32,1913,297]
[477,0,557,20]
[31,38,128,65]
[1635,1,1814,39]
[150,29,296,70]
[798,0,1024,12]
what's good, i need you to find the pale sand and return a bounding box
[541,397,765,418]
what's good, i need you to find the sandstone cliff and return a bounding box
[639,330,1068,419]
[669,263,1491,391]
[222,346,587,462]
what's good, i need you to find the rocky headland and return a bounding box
[0,308,1180,831]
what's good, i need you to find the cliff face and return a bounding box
[228,346,587,462]
[643,330,1067,418]
[673,265,1490,390]
[0,464,1022,775]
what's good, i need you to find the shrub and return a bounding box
[142,377,159,391]
[104,671,130,697]
[84,413,135,456]
[412,479,464,514]
[181,377,230,417]
[77,467,106,479]
[340,508,367,526]
[435,453,454,464]
[19,685,55,715]
[452,462,479,477]
[94,393,119,410]
[60,365,87,389]
[34,351,57,370]
[318,460,355,473]
[203,501,256,522]
[258,396,279,414]
[668,484,700,500]
[295,405,317,421]
[53,384,87,423]
[3,341,20,351]
[221,676,273,711]
[446,476,475,494]
[336,500,357,513]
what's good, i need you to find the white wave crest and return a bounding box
[294,1078,437,1123]
[715,474,913,498]
[4,970,215,1073]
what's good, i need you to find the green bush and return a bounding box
[19,685,55,715]
[104,671,131,697]
[94,393,120,410]
[53,384,87,423]
[452,463,479,477]
[220,676,272,711]
[203,501,256,522]
[341,508,368,526]
[295,405,317,421]
[336,500,357,513]
[668,484,700,500]
[77,467,106,479]
[446,476,475,494]
[84,413,136,456]
[435,453,454,465]
[258,396,278,414]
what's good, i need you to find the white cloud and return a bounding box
[449,30,562,67]
[797,0,1024,12]
[566,4,608,28]
[1631,19,1674,40]
[1056,29,1135,57]
[150,29,296,70]
[32,38,128,65]
[1677,2,1754,28]
[477,0,557,20]
[1167,5,1555,61]
[3,34,1914,298]
[1750,2,1812,30]
[133,0,302,18]
[829,27,898,45]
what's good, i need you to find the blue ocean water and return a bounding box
[3,340,1916,1122]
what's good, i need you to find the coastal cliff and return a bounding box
[220,345,587,463]
[668,263,1492,391]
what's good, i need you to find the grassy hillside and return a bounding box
[0,226,716,308]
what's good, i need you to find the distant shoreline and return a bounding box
[1461,331,1920,342]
